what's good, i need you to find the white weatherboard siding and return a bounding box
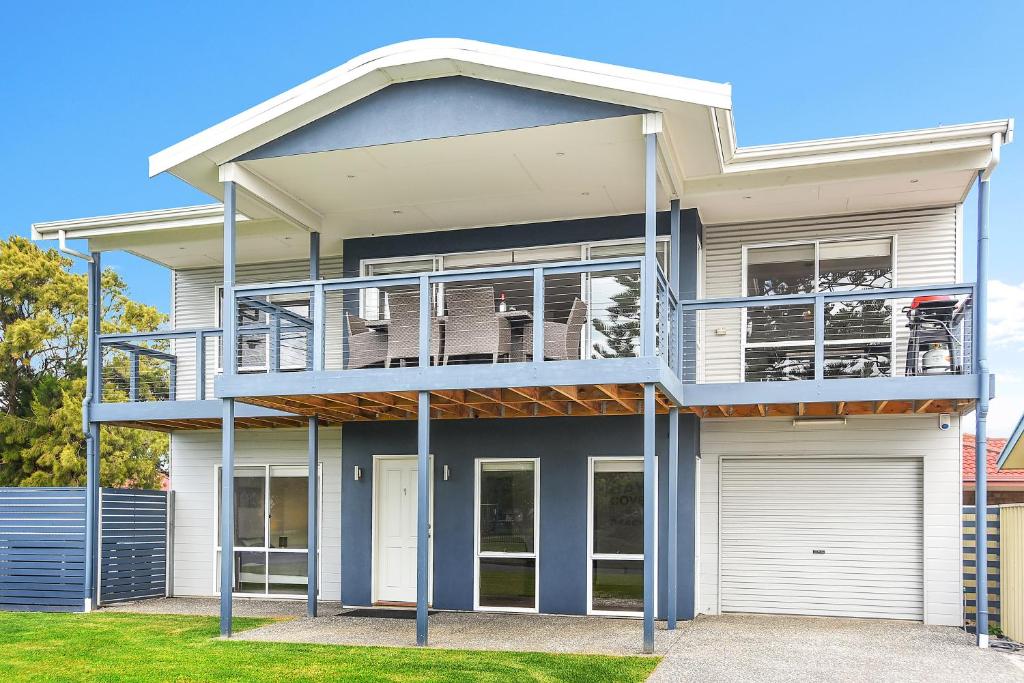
[701,206,959,383]
[698,415,962,626]
[171,257,345,400]
[169,428,342,599]
[719,457,923,620]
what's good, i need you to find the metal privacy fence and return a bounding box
[0,488,88,612]
[963,505,1000,633]
[0,487,169,612]
[99,488,169,604]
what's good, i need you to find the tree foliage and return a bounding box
[0,236,168,487]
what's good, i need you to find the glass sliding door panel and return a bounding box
[592,461,643,555]
[478,558,536,609]
[592,559,643,613]
[234,550,266,594]
[218,466,265,548]
[479,462,535,553]
[268,553,308,595]
[269,466,309,549]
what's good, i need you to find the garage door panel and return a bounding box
[719,457,923,621]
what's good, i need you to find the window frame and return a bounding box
[739,234,898,381]
[473,457,541,613]
[212,462,323,600]
[214,286,313,373]
[586,456,657,617]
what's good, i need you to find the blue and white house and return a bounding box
[32,39,1011,651]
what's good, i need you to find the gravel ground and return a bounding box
[650,613,1024,682]
[235,610,680,655]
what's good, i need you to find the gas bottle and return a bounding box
[921,343,951,374]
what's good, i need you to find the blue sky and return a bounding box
[2,1,1021,435]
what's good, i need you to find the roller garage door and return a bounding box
[719,457,923,620]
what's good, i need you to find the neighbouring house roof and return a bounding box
[964,434,1024,487]
[996,413,1024,471]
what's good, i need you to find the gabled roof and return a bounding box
[149,38,732,194]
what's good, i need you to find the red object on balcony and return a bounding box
[910,295,953,309]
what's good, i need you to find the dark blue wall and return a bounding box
[340,414,698,619]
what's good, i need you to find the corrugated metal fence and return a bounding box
[963,505,1000,633]
[0,487,168,613]
[0,488,88,612]
[999,505,1024,642]
[99,488,169,604]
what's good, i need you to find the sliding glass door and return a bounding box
[589,458,650,615]
[475,459,539,612]
[216,465,318,597]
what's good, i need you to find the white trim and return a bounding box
[212,462,322,599]
[219,162,323,233]
[585,456,657,617]
[473,457,541,613]
[369,454,434,605]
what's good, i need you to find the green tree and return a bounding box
[591,272,641,359]
[0,236,168,487]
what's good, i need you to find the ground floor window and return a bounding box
[475,459,539,612]
[588,457,650,615]
[215,464,319,597]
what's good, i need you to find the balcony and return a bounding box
[678,282,978,417]
[92,263,980,428]
[94,257,683,428]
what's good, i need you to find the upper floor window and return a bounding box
[744,237,894,381]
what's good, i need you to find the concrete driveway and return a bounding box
[652,614,1024,682]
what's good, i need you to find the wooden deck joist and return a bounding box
[682,398,972,419]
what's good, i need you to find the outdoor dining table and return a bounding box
[364,309,534,361]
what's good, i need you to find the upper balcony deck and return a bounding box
[91,254,979,430]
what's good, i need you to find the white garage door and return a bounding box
[719,457,923,620]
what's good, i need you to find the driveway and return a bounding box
[652,614,1024,682]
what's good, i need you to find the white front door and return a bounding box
[374,457,429,603]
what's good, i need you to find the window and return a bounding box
[743,237,894,381]
[215,465,319,597]
[588,458,651,615]
[475,459,539,611]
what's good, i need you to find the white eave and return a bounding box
[31,204,242,241]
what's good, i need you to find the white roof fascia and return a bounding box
[714,118,1013,175]
[148,38,733,178]
[31,204,243,241]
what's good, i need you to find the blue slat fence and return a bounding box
[0,487,169,612]
[963,505,1000,633]
[0,488,88,612]
[99,488,169,604]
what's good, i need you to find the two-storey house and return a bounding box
[32,39,1010,651]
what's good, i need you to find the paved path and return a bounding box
[650,614,1024,682]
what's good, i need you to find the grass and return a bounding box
[0,611,659,682]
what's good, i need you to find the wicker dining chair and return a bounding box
[385,289,440,367]
[442,286,511,365]
[344,312,388,369]
[524,297,587,361]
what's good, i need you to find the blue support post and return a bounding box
[310,232,321,373]
[667,407,679,629]
[642,383,656,653]
[532,267,545,362]
[814,294,825,381]
[83,251,101,611]
[129,351,140,401]
[270,311,281,372]
[220,181,237,638]
[975,172,991,647]
[309,231,320,280]
[642,129,658,358]
[670,199,681,375]
[195,331,205,400]
[416,390,430,645]
[307,416,319,617]
[418,275,430,367]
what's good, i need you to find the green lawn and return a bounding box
[0,611,659,682]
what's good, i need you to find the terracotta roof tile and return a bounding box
[963,434,1024,483]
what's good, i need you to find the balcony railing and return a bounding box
[226,256,676,375]
[678,282,975,385]
[99,328,221,402]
